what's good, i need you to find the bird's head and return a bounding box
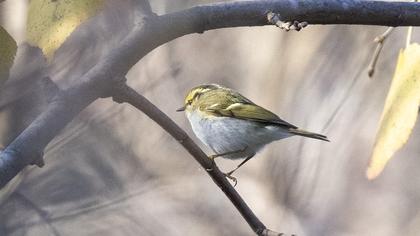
[177,84,221,112]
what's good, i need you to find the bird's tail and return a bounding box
[288,128,329,142]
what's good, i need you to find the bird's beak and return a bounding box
[176,105,186,112]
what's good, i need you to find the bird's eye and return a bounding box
[187,99,192,105]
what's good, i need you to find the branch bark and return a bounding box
[1,0,420,234]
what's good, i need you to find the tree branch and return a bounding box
[1,0,420,233]
[367,27,394,78]
[163,0,420,30]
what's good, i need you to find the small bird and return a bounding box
[177,84,328,184]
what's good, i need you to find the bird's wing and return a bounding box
[203,91,297,129]
[216,103,297,128]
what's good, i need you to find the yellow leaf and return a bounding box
[0,26,17,86]
[367,43,420,180]
[26,0,104,60]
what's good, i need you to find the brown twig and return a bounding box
[367,27,394,78]
[368,0,418,78]
[111,83,287,236]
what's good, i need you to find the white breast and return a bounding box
[186,110,291,159]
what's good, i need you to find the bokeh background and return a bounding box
[1,0,420,235]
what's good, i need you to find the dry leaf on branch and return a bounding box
[367,43,420,180]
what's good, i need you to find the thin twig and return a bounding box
[14,192,61,236]
[367,27,394,78]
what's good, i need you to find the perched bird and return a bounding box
[177,84,328,183]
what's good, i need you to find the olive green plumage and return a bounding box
[178,84,329,181]
[179,84,328,141]
[194,86,297,128]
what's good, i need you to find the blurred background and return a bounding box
[1,0,420,235]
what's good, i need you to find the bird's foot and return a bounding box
[267,12,308,31]
[208,154,218,162]
[224,171,238,187]
[206,154,218,171]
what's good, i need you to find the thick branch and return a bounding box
[164,0,420,30]
[111,83,287,236]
